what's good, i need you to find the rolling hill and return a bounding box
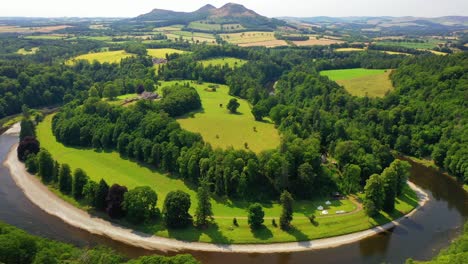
[133,3,286,31]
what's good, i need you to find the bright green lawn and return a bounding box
[162,81,280,153]
[199,57,247,68]
[321,68,394,97]
[147,48,187,58]
[67,50,134,64]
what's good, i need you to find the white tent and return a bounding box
[325,201,331,205]
[322,210,329,215]
[317,205,324,210]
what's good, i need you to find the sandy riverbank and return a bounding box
[3,139,429,253]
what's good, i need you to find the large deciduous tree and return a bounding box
[163,190,192,228]
[95,179,109,211]
[58,164,72,194]
[106,184,128,219]
[37,149,54,183]
[123,186,158,224]
[248,203,264,229]
[363,174,384,216]
[227,98,240,113]
[17,136,40,161]
[72,168,88,199]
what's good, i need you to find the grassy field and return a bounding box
[188,21,222,31]
[164,81,280,153]
[199,57,247,68]
[375,40,441,49]
[16,47,39,55]
[335,48,365,52]
[147,48,187,58]
[321,68,394,97]
[37,113,418,243]
[166,31,216,44]
[220,31,276,44]
[67,50,134,64]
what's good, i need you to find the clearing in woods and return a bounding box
[162,80,280,153]
[320,68,394,97]
[199,57,247,68]
[147,48,187,58]
[67,50,134,64]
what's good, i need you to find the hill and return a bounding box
[133,3,286,31]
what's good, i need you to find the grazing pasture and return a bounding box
[321,68,394,97]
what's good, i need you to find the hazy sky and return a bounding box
[2,0,467,18]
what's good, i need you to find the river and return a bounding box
[0,133,467,264]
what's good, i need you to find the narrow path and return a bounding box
[3,138,430,253]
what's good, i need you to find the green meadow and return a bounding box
[321,68,394,97]
[163,81,280,153]
[147,48,187,58]
[67,50,134,64]
[199,57,247,68]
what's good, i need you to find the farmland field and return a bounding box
[188,21,222,31]
[36,114,417,243]
[220,31,276,44]
[321,68,394,97]
[16,47,39,55]
[199,57,247,68]
[147,48,187,58]
[375,39,442,49]
[164,80,280,153]
[293,37,344,46]
[67,50,134,64]
[335,48,365,52]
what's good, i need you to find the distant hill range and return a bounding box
[132,3,286,31]
[281,16,468,34]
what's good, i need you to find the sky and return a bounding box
[1,0,467,18]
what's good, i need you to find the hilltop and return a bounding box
[133,3,286,31]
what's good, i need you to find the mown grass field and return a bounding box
[67,50,134,64]
[321,68,394,97]
[165,81,280,153]
[199,57,247,68]
[147,48,187,58]
[16,47,39,55]
[37,113,418,243]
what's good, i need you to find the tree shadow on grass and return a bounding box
[285,226,310,245]
[251,225,273,240]
[201,222,232,245]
